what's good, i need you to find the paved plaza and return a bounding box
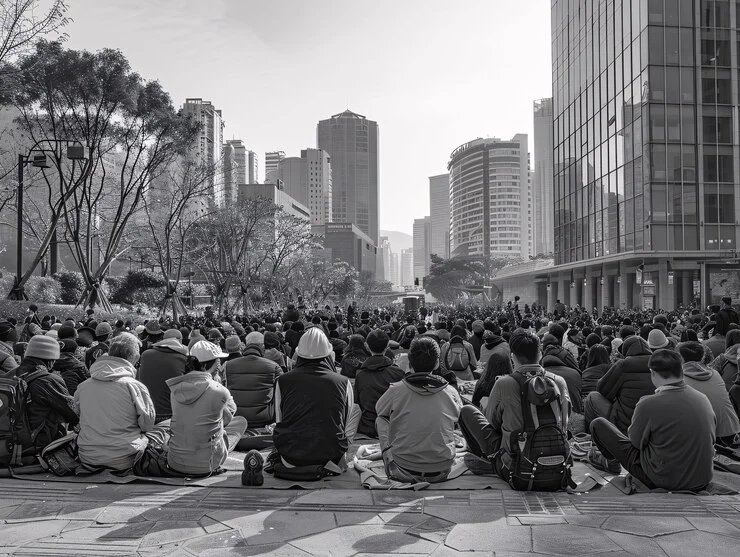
[1,478,740,556]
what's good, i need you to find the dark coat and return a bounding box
[581,363,611,399]
[354,355,406,437]
[339,349,368,379]
[596,336,655,434]
[469,332,484,360]
[541,354,583,414]
[137,339,187,422]
[223,347,283,428]
[542,334,581,372]
[53,353,90,396]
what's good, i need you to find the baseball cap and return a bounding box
[189,340,228,363]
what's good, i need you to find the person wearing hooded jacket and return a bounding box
[166,342,248,476]
[478,328,510,370]
[709,329,740,390]
[540,333,583,414]
[137,336,188,423]
[541,331,581,372]
[75,333,158,471]
[53,338,90,396]
[468,320,485,360]
[272,327,360,470]
[678,341,740,444]
[439,325,477,382]
[375,336,462,482]
[584,335,655,433]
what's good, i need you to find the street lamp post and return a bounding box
[9,142,89,301]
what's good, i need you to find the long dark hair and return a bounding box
[472,352,513,407]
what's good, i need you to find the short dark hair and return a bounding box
[649,349,683,379]
[548,323,565,343]
[509,328,540,364]
[677,341,704,363]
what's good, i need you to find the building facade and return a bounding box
[275,148,333,226]
[180,98,225,206]
[317,110,379,244]
[413,216,431,284]
[264,150,285,180]
[377,236,392,282]
[533,98,554,256]
[236,183,310,220]
[400,248,414,287]
[319,223,377,276]
[390,251,401,286]
[448,136,532,260]
[429,173,451,259]
[541,0,740,311]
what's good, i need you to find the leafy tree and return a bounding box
[424,254,508,304]
[53,270,84,304]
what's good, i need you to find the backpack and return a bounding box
[495,371,573,491]
[0,370,47,467]
[445,337,472,372]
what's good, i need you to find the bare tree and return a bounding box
[0,0,69,65]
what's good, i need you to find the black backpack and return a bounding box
[0,370,46,466]
[496,370,573,491]
[445,337,472,372]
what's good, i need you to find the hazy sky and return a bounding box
[65,0,552,236]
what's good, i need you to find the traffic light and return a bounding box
[414,277,419,287]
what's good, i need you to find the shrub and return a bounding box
[25,276,61,304]
[54,271,86,305]
[109,270,166,307]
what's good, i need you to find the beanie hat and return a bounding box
[163,328,183,341]
[145,321,162,336]
[295,327,333,359]
[25,335,61,360]
[472,320,485,334]
[208,328,224,341]
[45,329,59,339]
[51,323,62,331]
[263,331,281,349]
[0,321,15,341]
[366,329,390,354]
[95,322,113,337]
[225,335,243,353]
[135,325,146,336]
[58,325,77,340]
[647,329,670,350]
[245,331,264,346]
[59,339,78,353]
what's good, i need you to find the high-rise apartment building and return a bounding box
[317,110,379,245]
[533,99,554,256]
[180,98,225,206]
[265,150,285,180]
[429,173,451,259]
[400,248,414,287]
[413,216,431,284]
[376,236,392,283]
[390,252,400,287]
[539,0,740,310]
[275,148,333,226]
[223,139,256,205]
[247,151,259,184]
[448,136,532,260]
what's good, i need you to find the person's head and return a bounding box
[680,328,699,342]
[0,321,17,343]
[189,340,228,373]
[647,329,670,351]
[366,329,390,355]
[722,296,732,308]
[677,341,704,363]
[108,332,142,365]
[548,323,565,344]
[407,336,440,373]
[95,322,113,342]
[244,331,264,351]
[586,344,610,367]
[485,351,513,380]
[295,327,334,363]
[725,329,740,349]
[24,334,61,367]
[347,334,368,354]
[509,328,541,367]
[649,349,684,387]
[225,335,244,355]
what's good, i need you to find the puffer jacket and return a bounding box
[53,352,90,396]
[167,372,237,475]
[541,353,583,414]
[596,336,655,434]
[223,346,282,428]
[354,355,406,437]
[74,356,155,471]
[710,344,739,391]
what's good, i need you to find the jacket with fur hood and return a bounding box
[138,338,188,423]
[683,361,740,438]
[75,356,156,471]
[167,371,237,475]
[375,372,462,473]
[596,336,655,434]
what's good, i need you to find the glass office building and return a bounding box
[543,0,740,309]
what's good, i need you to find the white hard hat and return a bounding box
[190,340,228,363]
[295,326,333,359]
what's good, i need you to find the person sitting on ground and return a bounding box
[339,334,370,379]
[53,338,90,396]
[223,335,244,362]
[705,311,731,360]
[541,333,583,414]
[85,322,113,369]
[222,331,282,432]
[354,329,406,438]
[478,327,510,371]
[562,328,582,362]
[375,336,462,483]
[166,344,248,477]
[271,327,360,474]
[541,323,581,371]
[678,341,740,446]
[589,349,715,491]
[471,352,513,409]
[581,344,611,401]
[263,331,289,371]
[583,335,654,433]
[439,325,477,382]
[75,332,157,471]
[0,320,19,374]
[710,329,740,391]
[458,329,570,479]
[137,331,188,423]
[469,320,485,360]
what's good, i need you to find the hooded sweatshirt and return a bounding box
[166,371,237,475]
[374,372,462,473]
[75,356,155,471]
[683,361,740,438]
[478,335,510,369]
[711,344,739,391]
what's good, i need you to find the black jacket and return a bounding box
[354,355,406,437]
[223,347,283,428]
[541,354,583,414]
[53,353,90,397]
[542,334,581,372]
[340,349,368,379]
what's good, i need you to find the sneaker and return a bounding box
[587,447,622,475]
[242,450,264,486]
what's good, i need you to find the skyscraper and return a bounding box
[413,216,431,284]
[275,148,333,226]
[533,99,554,256]
[390,251,400,287]
[544,0,740,310]
[265,150,285,180]
[429,173,450,259]
[400,248,414,287]
[448,135,532,259]
[180,98,225,206]
[223,139,255,205]
[317,110,379,245]
[377,236,392,283]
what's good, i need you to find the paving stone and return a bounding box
[603,531,670,557]
[4,501,66,522]
[406,516,455,545]
[445,518,532,552]
[139,507,209,522]
[61,520,97,533]
[140,521,206,547]
[515,515,568,525]
[185,530,246,554]
[686,517,740,538]
[371,492,425,508]
[212,509,337,546]
[203,544,311,557]
[380,511,428,527]
[0,520,69,547]
[57,502,106,520]
[198,515,233,534]
[96,505,150,524]
[532,524,621,556]
[292,489,375,507]
[601,516,694,538]
[334,511,384,526]
[423,504,504,524]
[429,547,495,557]
[13,537,140,556]
[55,522,155,541]
[656,530,740,557]
[290,524,439,556]
[563,515,608,529]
